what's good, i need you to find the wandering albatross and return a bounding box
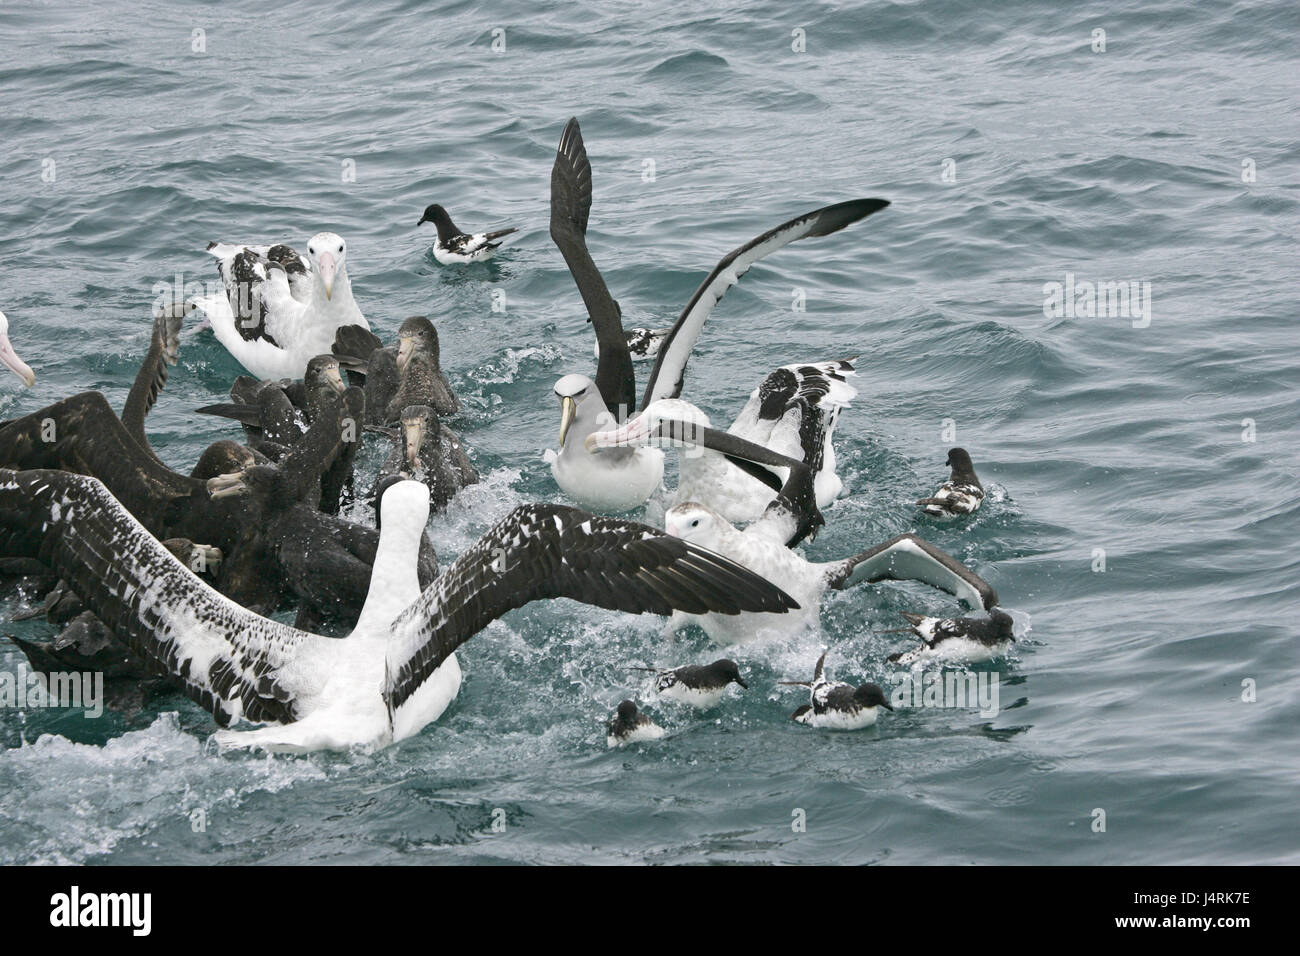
[587,408,999,644]
[545,116,888,515]
[0,470,797,752]
[191,234,369,380]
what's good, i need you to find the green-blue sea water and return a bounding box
[0,0,1297,864]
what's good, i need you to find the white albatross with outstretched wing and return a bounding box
[0,469,797,752]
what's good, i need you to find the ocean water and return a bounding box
[1,0,1297,865]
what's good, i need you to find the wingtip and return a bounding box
[808,197,891,237]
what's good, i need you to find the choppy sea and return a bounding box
[0,0,1297,864]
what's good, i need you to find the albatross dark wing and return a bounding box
[382,503,798,714]
[120,308,184,458]
[550,117,635,419]
[640,198,890,411]
[0,469,315,725]
[0,391,203,524]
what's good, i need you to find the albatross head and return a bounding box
[663,502,731,550]
[399,404,440,472]
[0,311,35,387]
[553,374,614,451]
[395,316,438,372]
[306,232,347,300]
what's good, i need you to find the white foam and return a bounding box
[0,713,328,864]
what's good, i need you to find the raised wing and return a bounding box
[640,198,890,410]
[826,533,998,610]
[382,503,798,715]
[550,117,635,419]
[121,308,184,458]
[0,469,316,725]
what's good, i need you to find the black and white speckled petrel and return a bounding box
[417,204,517,265]
[917,447,984,518]
[782,651,893,730]
[885,609,1015,665]
[605,700,666,747]
[633,658,748,709]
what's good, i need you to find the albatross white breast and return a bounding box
[191,232,369,381]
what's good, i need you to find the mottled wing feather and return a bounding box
[383,504,797,712]
[207,242,310,344]
[0,469,315,725]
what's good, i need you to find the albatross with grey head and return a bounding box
[545,116,888,515]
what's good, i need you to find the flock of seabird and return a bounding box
[0,117,1017,754]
